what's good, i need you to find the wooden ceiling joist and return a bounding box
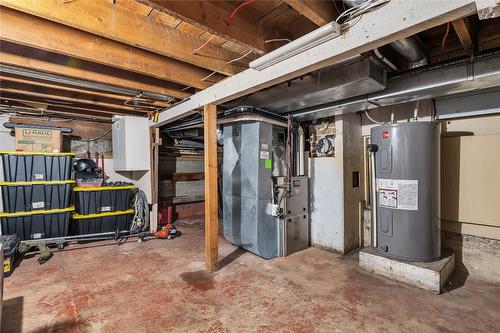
[452,18,474,50]
[0,0,246,76]
[0,80,164,112]
[0,7,211,91]
[0,101,113,122]
[0,43,188,99]
[0,92,147,117]
[284,0,338,26]
[0,76,136,102]
[140,0,267,54]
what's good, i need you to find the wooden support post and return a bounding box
[204,104,218,272]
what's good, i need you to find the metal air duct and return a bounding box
[342,0,427,68]
[293,52,500,120]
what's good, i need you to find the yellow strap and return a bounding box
[73,185,135,192]
[0,180,75,186]
[0,206,75,218]
[0,150,75,156]
[72,209,134,219]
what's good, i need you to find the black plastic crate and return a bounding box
[1,151,74,182]
[74,186,134,215]
[1,234,20,277]
[71,210,133,235]
[0,207,74,241]
[1,180,74,213]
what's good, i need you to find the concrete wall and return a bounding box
[309,113,364,254]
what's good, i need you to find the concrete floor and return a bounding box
[3,219,500,333]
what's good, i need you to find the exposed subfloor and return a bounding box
[3,219,500,333]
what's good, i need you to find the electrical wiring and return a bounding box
[201,49,254,82]
[227,49,254,65]
[264,38,291,44]
[441,22,451,51]
[336,0,390,29]
[201,71,218,82]
[226,0,254,25]
[364,110,385,124]
[192,35,216,55]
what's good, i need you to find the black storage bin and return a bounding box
[74,186,134,215]
[1,151,74,182]
[72,210,133,235]
[0,207,74,241]
[1,234,20,277]
[1,180,74,213]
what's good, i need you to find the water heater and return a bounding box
[369,122,440,261]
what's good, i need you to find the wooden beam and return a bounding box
[452,18,474,50]
[0,101,112,121]
[0,75,134,101]
[284,0,338,26]
[204,103,218,273]
[140,0,266,54]
[0,80,155,112]
[0,7,215,90]
[0,1,246,75]
[0,42,188,99]
[157,0,478,125]
[0,92,146,117]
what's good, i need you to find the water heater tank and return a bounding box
[370,122,440,261]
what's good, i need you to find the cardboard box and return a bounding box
[15,127,62,153]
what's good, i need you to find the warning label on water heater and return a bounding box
[377,179,418,211]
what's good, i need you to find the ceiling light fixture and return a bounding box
[249,22,341,71]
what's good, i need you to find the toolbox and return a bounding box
[72,210,134,235]
[1,180,74,213]
[0,151,74,182]
[0,207,74,241]
[73,186,134,215]
[1,234,20,277]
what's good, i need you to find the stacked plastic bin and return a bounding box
[72,186,135,234]
[0,151,75,241]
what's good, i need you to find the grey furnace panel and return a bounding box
[222,121,286,259]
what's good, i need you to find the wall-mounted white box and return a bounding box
[112,115,150,171]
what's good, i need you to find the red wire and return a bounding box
[226,0,254,25]
[441,22,451,51]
